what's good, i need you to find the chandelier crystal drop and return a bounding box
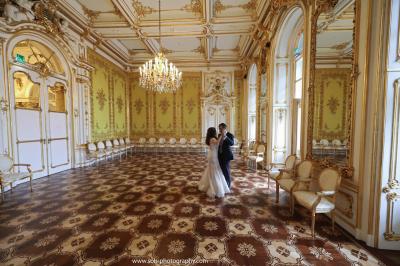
[139,0,182,93]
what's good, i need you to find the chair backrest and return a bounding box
[169,138,177,144]
[249,141,255,149]
[97,141,105,150]
[343,139,348,146]
[256,144,265,154]
[332,139,341,146]
[139,138,146,144]
[88,143,97,152]
[113,139,120,146]
[296,160,313,179]
[119,138,125,145]
[0,155,13,173]
[320,139,329,146]
[234,138,239,145]
[159,138,166,144]
[149,137,156,144]
[190,138,197,145]
[318,168,341,192]
[312,139,317,146]
[105,140,113,148]
[180,138,187,144]
[125,138,131,144]
[285,155,297,170]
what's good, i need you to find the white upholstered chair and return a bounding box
[248,144,265,170]
[266,154,297,192]
[0,154,32,201]
[124,138,134,155]
[137,138,146,152]
[292,167,341,238]
[118,138,128,157]
[276,160,313,208]
[88,143,103,165]
[157,138,166,153]
[112,139,123,160]
[232,138,240,155]
[148,138,157,152]
[179,138,188,152]
[242,141,256,161]
[167,138,177,152]
[189,138,199,152]
[97,141,112,160]
[105,140,118,159]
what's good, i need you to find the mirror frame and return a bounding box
[306,0,359,179]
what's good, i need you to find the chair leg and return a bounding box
[331,210,335,232]
[275,183,280,203]
[10,183,12,193]
[1,184,4,201]
[311,211,316,238]
[30,175,33,192]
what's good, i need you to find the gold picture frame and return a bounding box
[306,0,360,179]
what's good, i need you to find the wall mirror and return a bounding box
[307,0,358,179]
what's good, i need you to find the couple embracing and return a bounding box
[198,123,234,198]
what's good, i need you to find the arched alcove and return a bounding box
[271,7,304,163]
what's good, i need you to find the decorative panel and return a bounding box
[234,72,243,140]
[113,71,127,138]
[130,77,148,137]
[314,68,351,141]
[181,73,201,138]
[154,92,175,136]
[88,49,128,141]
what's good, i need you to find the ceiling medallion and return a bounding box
[139,0,182,94]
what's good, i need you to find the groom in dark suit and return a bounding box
[218,123,234,188]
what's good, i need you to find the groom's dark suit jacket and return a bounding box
[218,132,234,161]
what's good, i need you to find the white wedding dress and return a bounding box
[198,138,230,198]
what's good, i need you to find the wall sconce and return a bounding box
[0,97,8,112]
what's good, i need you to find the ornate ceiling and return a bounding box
[56,0,271,69]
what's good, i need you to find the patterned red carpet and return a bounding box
[0,153,384,265]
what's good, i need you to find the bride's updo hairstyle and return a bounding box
[205,127,217,146]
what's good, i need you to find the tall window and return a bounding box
[248,64,257,141]
[293,32,303,156]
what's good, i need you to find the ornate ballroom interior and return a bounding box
[0,0,400,265]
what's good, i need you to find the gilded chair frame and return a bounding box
[266,154,297,192]
[291,167,342,238]
[0,155,33,201]
[306,0,360,179]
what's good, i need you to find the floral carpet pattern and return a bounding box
[0,153,384,265]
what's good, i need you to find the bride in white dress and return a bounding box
[198,127,231,198]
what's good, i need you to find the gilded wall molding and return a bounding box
[383,78,400,241]
[307,0,358,180]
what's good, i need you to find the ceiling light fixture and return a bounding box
[139,0,182,93]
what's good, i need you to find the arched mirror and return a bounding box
[307,0,359,178]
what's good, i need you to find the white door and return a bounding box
[45,78,71,174]
[204,104,230,130]
[10,67,71,178]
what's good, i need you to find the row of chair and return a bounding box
[87,138,134,165]
[267,155,342,238]
[135,137,204,153]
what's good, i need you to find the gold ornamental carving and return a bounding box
[306,0,359,180]
[132,0,155,20]
[182,0,203,15]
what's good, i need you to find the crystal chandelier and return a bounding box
[139,0,182,93]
